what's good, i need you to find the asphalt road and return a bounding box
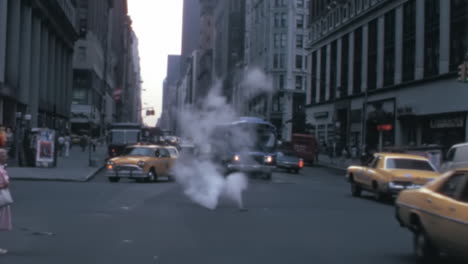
[1,166,422,264]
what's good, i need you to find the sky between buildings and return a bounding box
[128,0,183,126]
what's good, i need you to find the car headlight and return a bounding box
[264,155,273,163]
[233,155,240,162]
[137,161,145,168]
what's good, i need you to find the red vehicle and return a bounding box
[291,133,317,165]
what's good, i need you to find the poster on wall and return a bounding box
[36,129,55,166]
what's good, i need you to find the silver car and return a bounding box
[276,151,304,174]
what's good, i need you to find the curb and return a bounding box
[316,163,348,172]
[84,165,105,182]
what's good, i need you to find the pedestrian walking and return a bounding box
[0,149,12,255]
[80,135,87,152]
[5,127,13,159]
[91,137,97,152]
[64,134,71,158]
[57,134,65,157]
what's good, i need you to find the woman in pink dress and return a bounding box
[0,148,12,255]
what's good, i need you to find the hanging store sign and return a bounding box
[430,117,464,129]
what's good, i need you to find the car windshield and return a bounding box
[385,158,435,171]
[122,147,153,156]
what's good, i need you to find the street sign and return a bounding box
[377,124,393,131]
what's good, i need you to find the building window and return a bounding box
[281,13,287,27]
[273,54,279,68]
[384,10,396,87]
[280,53,285,68]
[297,15,304,28]
[311,51,317,103]
[341,34,349,97]
[320,46,327,102]
[330,41,337,100]
[296,55,303,69]
[353,27,363,95]
[296,0,304,8]
[450,0,467,71]
[78,47,86,61]
[275,0,280,7]
[281,33,286,47]
[296,34,304,48]
[367,19,378,90]
[402,0,416,82]
[296,76,303,90]
[279,74,285,89]
[274,34,280,48]
[274,13,280,27]
[424,0,440,77]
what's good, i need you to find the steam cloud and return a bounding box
[172,67,273,210]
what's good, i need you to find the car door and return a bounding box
[443,173,468,257]
[354,155,377,186]
[153,148,165,175]
[424,173,467,251]
[158,148,171,175]
[363,156,382,188]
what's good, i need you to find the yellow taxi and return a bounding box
[346,153,440,200]
[395,169,468,261]
[106,144,179,183]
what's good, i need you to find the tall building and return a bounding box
[239,0,310,140]
[71,0,113,137]
[212,0,246,102]
[306,0,468,153]
[0,0,78,130]
[71,0,140,136]
[161,55,181,132]
[180,0,201,74]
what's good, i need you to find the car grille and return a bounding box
[115,165,140,171]
[392,181,413,186]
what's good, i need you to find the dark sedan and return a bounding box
[276,151,304,174]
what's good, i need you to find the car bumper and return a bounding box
[277,162,300,169]
[386,184,422,195]
[227,163,275,173]
[106,169,146,178]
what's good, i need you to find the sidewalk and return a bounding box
[315,154,360,171]
[8,144,108,182]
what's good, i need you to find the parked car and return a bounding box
[106,145,178,183]
[346,153,440,201]
[440,142,468,172]
[276,150,304,174]
[395,168,468,261]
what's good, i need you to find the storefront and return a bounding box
[420,112,466,153]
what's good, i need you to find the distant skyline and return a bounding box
[128,0,183,126]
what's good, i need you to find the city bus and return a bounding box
[210,117,278,180]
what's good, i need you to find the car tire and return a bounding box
[263,172,272,180]
[146,169,157,182]
[351,183,362,197]
[294,169,300,174]
[108,177,120,183]
[414,226,439,263]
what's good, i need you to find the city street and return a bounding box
[0,166,420,264]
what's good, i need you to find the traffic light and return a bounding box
[458,62,468,82]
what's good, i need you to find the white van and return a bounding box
[440,143,468,172]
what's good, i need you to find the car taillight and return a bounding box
[107,164,113,170]
[299,159,304,168]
